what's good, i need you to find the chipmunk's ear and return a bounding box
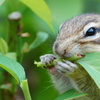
[58,22,65,34]
[59,22,64,30]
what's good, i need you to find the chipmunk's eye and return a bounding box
[85,27,96,37]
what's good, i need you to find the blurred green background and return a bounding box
[0,0,100,100]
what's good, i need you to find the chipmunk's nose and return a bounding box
[53,42,67,58]
[53,41,77,58]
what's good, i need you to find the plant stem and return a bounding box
[17,36,23,63]
[34,54,85,68]
[20,80,32,100]
[8,11,23,63]
[8,12,22,52]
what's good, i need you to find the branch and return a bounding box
[34,54,85,68]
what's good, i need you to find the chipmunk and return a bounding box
[40,14,100,100]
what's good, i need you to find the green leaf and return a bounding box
[29,32,49,50]
[76,52,100,88]
[0,55,26,84]
[55,89,87,100]
[0,38,8,54]
[20,0,54,31]
[0,0,5,6]
[5,52,17,60]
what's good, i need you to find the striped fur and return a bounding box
[52,14,100,100]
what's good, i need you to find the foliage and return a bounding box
[29,32,49,50]
[20,0,54,32]
[0,0,100,100]
[0,0,50,99]
[0,0,5,6]
[0,55,31,100]
[0,55,25,83]
[77,52,100,89]
[55,89,87,100]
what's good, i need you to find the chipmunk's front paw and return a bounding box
[40,54,56,66]
[55,61,78,75]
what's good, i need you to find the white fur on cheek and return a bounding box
[70,44,81,55]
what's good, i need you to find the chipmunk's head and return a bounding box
[53,14,100,58]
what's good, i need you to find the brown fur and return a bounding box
[53,13,100,100]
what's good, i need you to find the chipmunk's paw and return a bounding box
[40,54,56,66]
[55,61,78,75]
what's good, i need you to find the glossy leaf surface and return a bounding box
[76,52,100,88]
[0,55,26,84]
[20,0,54,31]
[29,32,49,50]
[55,89,87,100]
